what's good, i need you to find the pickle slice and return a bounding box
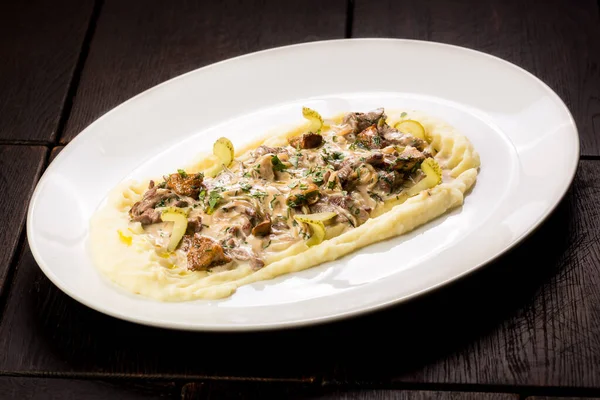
[161,207,189,252]
[395,120,426,141]
[294,212,337,246]
[203,137,235,177]
[213,137,234,167]
[405,158,442,197]
[302,106,324,133]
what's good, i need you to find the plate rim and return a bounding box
[26,38,580,331]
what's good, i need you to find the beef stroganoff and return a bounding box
[89,107,480,300]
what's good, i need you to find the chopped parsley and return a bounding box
[206,191,222,214]
[288,181,299,189]
[270,194,280,210]
[286,193,306,208]
[299,183,308,190]
[177,169,188,178]
[380,173,393,186]
[368,191,383,202]
[372,135,381,147]
[327,180,336,190]
[198,189,207,202]
[400,112,407,118]
[290,155,299,168]
[311,169,325,185]
[322,149,344,163]
[239,181,252,192]
[331,151,345,160]
[155,198,167,208]
[271,155,287,172]
[332,135,338,142]
[251,190,268,200]
[349,141,368,151]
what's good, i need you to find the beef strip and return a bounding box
[165,172,204,199]
[379,124,427,151]
[129,181,174,225]
[364,152,385,167]
[342,108,385,135]
[376,170,402,193]
[385,147,426,172]
[185,215,203,235]
[187,234,231,271]
[289,132,323,149]
[356,125,383,149]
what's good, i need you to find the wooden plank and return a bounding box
[325,160,600,387]
[181,381,318,399]
[0,0,95,142]
[0,146,46,305]
[0,244,319,379]
[50,146,65,163]
[527,397,600,400]
[183,383,517,400]
[0,377,179,400]
[60,0,347,143]
[352,0,600,156]
[1,161,600,387]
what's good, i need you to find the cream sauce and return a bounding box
[89,108,481,301]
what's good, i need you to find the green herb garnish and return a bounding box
[177,169,188,178]
[271,155,287,172]
[291,155,299,168]
[239,181,252,192]
[251,191,268,200]
[270,194,280,210]
[206,191,222,214]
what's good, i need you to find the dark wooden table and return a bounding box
[2,0,600,399]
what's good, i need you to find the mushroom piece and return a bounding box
[286,183,321,207]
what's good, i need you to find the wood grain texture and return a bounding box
[0,246,320,379]
[1,161,599,388]
[60,0,347,143]
[527,397,600,399]
[352,0,600,156]
[324,161,600,387]
[0,0,94,142]
[49,146,65,163]
[183,383,517,400]
[0,146,46,307]
[0,377,179,400]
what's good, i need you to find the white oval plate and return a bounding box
[27,39,579,331]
